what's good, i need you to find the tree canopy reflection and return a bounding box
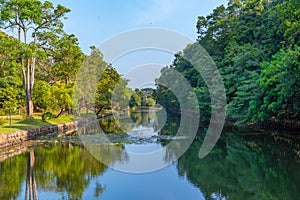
[177,132,300,199]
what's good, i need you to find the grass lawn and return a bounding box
[0,109,115,135]
[0,114,74,135]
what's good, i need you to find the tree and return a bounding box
[258,46,300,121]
[156,0,300,126]
[0,0,70,117]
[0,87,20,126]
[32,80,52,111]
[129,90,141,108]
[52,34,85,84]
[111,78,132,112]
[270,0,300,48]
[95,65,121,115]
[51,82,73,118]
[74,46,107,116]
[36,33,85,84]
[0,31,24,109]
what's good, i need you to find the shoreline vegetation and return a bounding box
[155,0,299,129]
[1,104,298,138]
[0,106,162,136]
[0,0,299,146]
[1,108,299,166]
[0,107,299,153]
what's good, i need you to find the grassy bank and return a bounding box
[0,115,74,134]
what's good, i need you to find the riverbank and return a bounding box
[0,115,75,134]
[0,121,78,149]
[165,108,300,133]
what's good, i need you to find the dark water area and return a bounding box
[0,111,299,199]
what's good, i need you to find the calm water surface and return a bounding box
[0,111,299,199]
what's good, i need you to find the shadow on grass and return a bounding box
[3,118,52,130]
[2,125,36,130]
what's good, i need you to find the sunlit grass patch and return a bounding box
[0,114,74,135]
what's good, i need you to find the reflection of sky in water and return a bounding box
[126,111,163,153]
[125,143,163,154]
[127,126,158,138]
[85,165,205,200]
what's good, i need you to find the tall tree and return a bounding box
[95,64,121,115]
[0,0,70,117]
[74,46,107,116]
[36,33,84,84]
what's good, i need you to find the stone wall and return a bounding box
[0,121,78,149]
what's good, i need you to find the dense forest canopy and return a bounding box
[156,0,300,126]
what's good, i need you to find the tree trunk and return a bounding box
[86,106,89,116]
[56,108,64,118]
[25,90,34,117]
[26,150,38,200]
[9,112,12,127]
[65,75,70,85]
[21,30,35,118]
[96,106,104,116]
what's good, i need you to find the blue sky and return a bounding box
[50,0,228,88]
[52,0,228,54]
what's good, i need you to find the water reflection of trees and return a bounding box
[0,143,117,199]
[25,151,38,200]
[131,111,161,131]
[177,133,300,199]
[0,154,27,199]
[98,110,166,134]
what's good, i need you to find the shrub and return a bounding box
[42,111,56,121]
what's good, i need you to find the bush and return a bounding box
[42,111,56,121]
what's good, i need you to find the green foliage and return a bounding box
[33,80,52,111]
[36,33,85,84]
[74,46,106,115]
[157,0,300,125]
[129,93,141,108]
[1,87,19,113]
[95,65,122,114]
[258,46,300,121]
[0,32,24,108]
[0,1,127,120]
[41,111,56,121]
[0,87,21,126]
[51,82,73,116]
[111,79,132,111]
[33,80,74,117]
[51,34,85,84]
[129,88,156,108]
[156,50,211,121]
[145,97,155,107]
[73,47,130,116]
[0,0,71,116]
